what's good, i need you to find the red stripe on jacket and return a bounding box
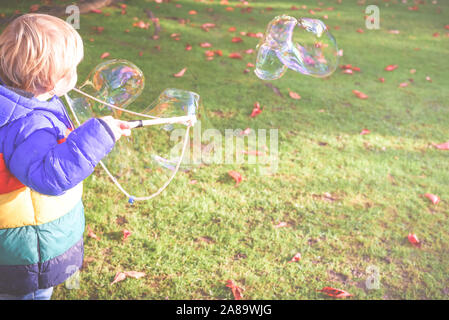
[0,153,25,194]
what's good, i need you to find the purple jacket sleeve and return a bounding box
[3,114,115,196]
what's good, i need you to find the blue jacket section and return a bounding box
[0,84,115,294]
[0,85,116,196]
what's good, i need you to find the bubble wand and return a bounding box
[64,87,197,204]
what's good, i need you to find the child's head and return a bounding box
[0,13,83,97]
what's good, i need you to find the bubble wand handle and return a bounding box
[127,115,196,128]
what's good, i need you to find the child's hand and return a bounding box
[100,116,131,142]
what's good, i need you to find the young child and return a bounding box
[0,14,131,299]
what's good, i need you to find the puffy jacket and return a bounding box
[0,84,115,294]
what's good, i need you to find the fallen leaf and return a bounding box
[90,9,102,14]
[379,77,385,83]
[426,76,432,82]
[433,141,449,150]
[100,52,110,59]
[214,50,223,56]
[228,27,236,32]
[408,233,421,248]
[287,253,302,263]
[229,52,243,59]
[360,129,370,135]
[274,222,288,228]
[173,67,187,77]
[245,49,254,54]
[385,64,398,71]
[205,50,215,57]
[246,63,255,68]
[424,193,440,205]
[110,272,127,285]
[133,20,150,29]
[228,171,242,186]
[123,229,132,241]
[352,90,368,99]
[226,280,243,300]
[188,10,197,15]
[318,287,353,298]
[87,225,100,240]
[399,82,409,88]
[343,69,353,74]
[288,90,301,100]
[232,37,243,43]
[250,102,262,117]
[200,42,212,48]
[185,43,192,51]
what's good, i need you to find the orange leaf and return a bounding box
[360,129,370,135]
[424,193,440,205]
[318,287,353,298]
[110,272,127,285]
[433,141,449,150]
[287,253,301,263]
[228,27,236,32]
[408,233,421,248]
[228,171,242,186]
[250,102,262,117]
[225,280,243,300]
[173,67,187,77]
[288,90,301,100]
[188,10,197,15]
[229,52,242,59]
[385,64,398,71]
[87,225,100,240]
[352,90,368,99]
[205,50,215,57]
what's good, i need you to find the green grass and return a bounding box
[1,0,449,299]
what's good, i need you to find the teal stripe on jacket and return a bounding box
[0,200,84,265]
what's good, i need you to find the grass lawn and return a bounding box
[1,0,448,299]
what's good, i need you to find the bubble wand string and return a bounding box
[64,91,192,203]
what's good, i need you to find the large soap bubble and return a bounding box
[66,59,145,123]
[255,15,339,80]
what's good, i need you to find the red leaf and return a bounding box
[29,4,40,12]
[352,90,368,99]
[445,25,449,30]
[91,9,102,14]
[385,64,398,71]
[228,27,236,32]
[133,21,150,29]
[122,229,132,241]
[205,50,215,57]
[424,193,440,205]
[360,129,370,135]
[343,69,353,74]
[228,171,242,186]
[229,52,242,59]
[433,141,449,150]
[225,280,243,300]
[232,37,243,43]
[288,90,301,100]
[188,10,197,15]
[201,23,216,31]
[100,52,110,59]
[399,82,409,88]
[245,49,254,54]
[379,77,385,83]
[408,233,421,248]
[246,63,255,68]
[318,287,353,298]
[185,44,192,51]
[356,28,364,33]
[87,225,100,240]
[287,253,301,263]
[351,66,361,72]
[173,67,187,77]
[214,50,223,56]
[250,102,262,117]
[200,42,212,48]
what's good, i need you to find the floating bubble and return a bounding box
[66,59,145,123]
[255,15,339,80]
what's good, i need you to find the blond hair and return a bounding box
[0,13,83,94]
